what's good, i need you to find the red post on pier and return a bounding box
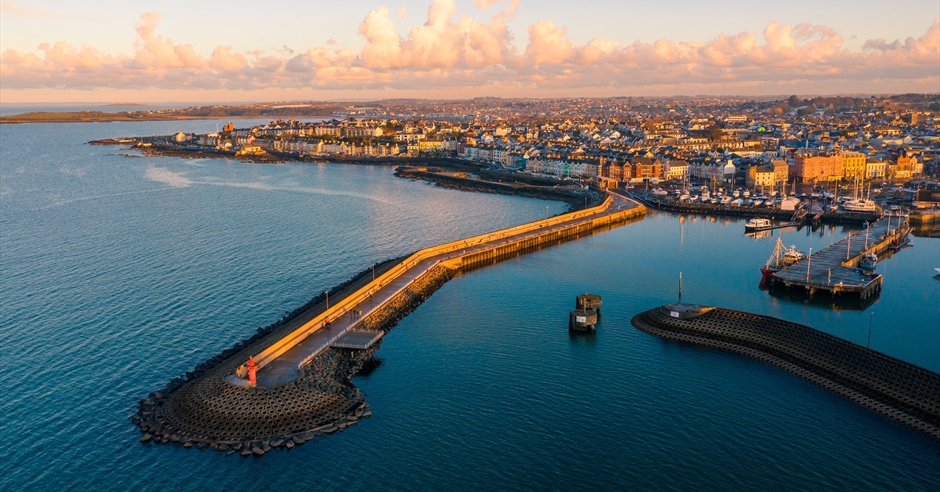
[247,356,257,386]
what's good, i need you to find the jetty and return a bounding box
[632,304,940,440]
[767,217,910,300]
[137,192,646,452]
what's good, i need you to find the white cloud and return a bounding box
[1,4,937,95]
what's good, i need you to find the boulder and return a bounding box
[139,433,152,443]
[251,447,264,456]
[240,449,252,457]
[285,440,294,449]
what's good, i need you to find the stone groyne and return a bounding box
[632,305,940,440]
[136,264,455,455]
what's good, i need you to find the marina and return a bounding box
[768,217,911,299]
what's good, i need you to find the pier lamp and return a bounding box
[806,248,812,280]
[325,291,329,309]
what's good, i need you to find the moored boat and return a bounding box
[745,218,772,231]
[761,238,804,277]
[858,253,878,271]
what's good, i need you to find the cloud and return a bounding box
[1,5,937,95]
[398,5,407,19]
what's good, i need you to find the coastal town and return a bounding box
[97,95,940,223]
[132,96,938,185]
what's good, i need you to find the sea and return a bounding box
[1,119,938,491]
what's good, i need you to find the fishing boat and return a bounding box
[858,253,878,271]
[745,218,772,232]
[760,238,805,277]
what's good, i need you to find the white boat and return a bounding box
[745,218,772,231]
[720,196,732,205]
[752,199,763,207]
[843,199,879,212]
[680,193,690,201]
[743,190,751,199]
[935,268,940,276]
[730,198,744,207]
[652,188,669,196]
[733,190,740,198]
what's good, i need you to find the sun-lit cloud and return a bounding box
[1,1,937,97]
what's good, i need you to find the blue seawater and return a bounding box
[1,121,938,490]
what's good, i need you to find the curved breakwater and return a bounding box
[632,305,940,440]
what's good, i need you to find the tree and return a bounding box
[706,125,724,141]
[787,95,800,107]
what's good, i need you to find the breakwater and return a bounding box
[136,194,645,454]
[632,305,940,440]
[137,264,455,455]
[397,167,606,210]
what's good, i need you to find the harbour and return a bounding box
[2,121,938,491]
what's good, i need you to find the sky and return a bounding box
[1,0,938,103]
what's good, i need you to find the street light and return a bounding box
[325,291,329,309]
[806,248,812,280]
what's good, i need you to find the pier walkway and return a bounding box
[770,217,908,298]
[242,193,641,387]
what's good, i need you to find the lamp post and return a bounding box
[372,263,375,281]
[325,291,329,310]
[806,248,812,280]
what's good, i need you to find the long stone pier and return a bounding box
[137,192,645,453]
[632,304,940,440]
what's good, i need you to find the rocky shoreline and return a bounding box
[135,263,455,456]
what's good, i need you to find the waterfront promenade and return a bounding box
[245,193,641,387]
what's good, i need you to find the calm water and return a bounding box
[1,121,938,490]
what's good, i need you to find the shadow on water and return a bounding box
[568,327,598,343]
[762,278,879,311]
[356,357,385,377]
